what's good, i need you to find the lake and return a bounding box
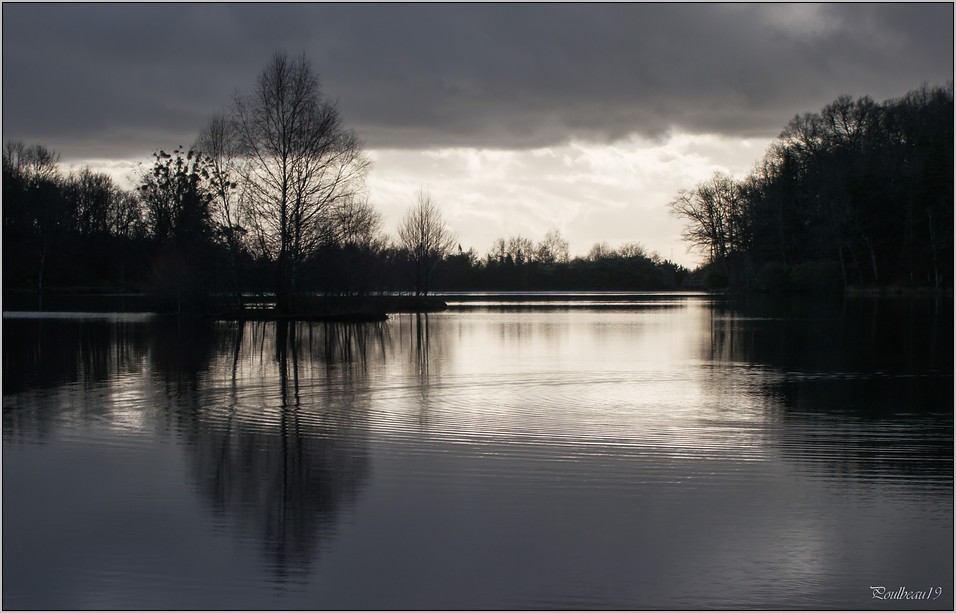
[2,293,952,610]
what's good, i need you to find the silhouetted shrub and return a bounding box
[757,262,791,292]
[791,261,843,293]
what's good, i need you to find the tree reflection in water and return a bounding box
[2,302,951,609]
[172,320,382,585]
[704,295,953,484]
[3,317,152,440]
[392,313,443,432]
[3,316,381,587]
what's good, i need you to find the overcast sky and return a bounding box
[3,3,952,266]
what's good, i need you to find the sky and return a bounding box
[2,3,952,267]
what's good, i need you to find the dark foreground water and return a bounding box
[3,294,953,610]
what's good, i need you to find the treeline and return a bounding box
[671,84,953,291]
[0,142,407,309]
[431,236,687,291]
[3,143,153,298]
[0,142,686,307]
[3,51,687,312]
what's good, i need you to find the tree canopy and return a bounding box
[671,84,954,291]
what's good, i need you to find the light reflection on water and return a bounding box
[3,295,953,610]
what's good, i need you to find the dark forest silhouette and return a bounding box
[671,84,954,291]
[3,51,952,311]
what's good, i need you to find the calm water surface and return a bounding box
[3,294,952,609]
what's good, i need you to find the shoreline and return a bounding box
[2,287,951,320]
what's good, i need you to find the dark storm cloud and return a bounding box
[2,3,952,159]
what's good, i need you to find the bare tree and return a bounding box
[64,167,114,237]
[233,51,369,312]
[108,188,144,289]
[109,190,144,240]
[587,241,615,261]
[489,237,508,263]
[330,194,382,248]
[669,172,741,264]
[4,141,60,185]
[196,111,247,304]
[506,235,536,266]
[536,228,570,264]
[196,112,245,246]
[325,195,386,295]
[618,241,647,259]
[3,142,64,304]
[397,189,456,296]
